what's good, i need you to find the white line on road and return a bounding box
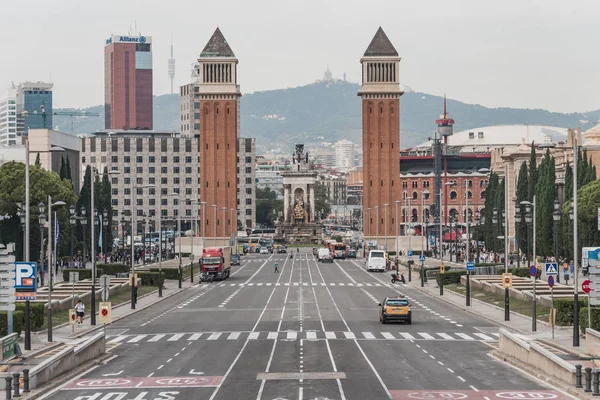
[470,385,479,392]
[457,376,466,382]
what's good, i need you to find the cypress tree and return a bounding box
[483,173,498,251]
[565,164,573,202]
[35,153,41,167]
[65,157,73,182]
[528,142,537,202]
[516,161,529,255]
[59,157,66,180]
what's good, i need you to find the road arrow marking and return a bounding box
[189,369,205,375]
[101,370,123,377]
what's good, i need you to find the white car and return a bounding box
[259,247,269,254]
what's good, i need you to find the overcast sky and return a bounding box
[2,0,599,114]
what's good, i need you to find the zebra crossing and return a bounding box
[214,282,392,288]
[107,330,501,344]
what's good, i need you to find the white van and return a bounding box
[318,248,333,263]
[367,250,387,272]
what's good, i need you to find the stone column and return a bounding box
[283,184,289,223]
[310,185,315,223]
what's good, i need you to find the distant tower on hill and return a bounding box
[168,36,176,94]
[323,67,333,82]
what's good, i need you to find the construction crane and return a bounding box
[19,103,100,133]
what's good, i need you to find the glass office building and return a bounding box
[16,82,53,135]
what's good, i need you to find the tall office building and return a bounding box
[359,27,402,238]
[238,138,256,229]
[104,34,153,130]
[179,83,200,137]
[0,87,17,145]
[335,139,355,171]
[16,81,53,136]
[198,28,241,239]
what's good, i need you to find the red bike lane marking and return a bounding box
[390,390,572,400]
[64,376,223,390]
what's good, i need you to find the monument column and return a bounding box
[310,185,315,222]
[283,184,290,223]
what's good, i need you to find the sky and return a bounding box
[2,0,599,114]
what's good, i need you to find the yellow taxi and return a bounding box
[378,296,412,324]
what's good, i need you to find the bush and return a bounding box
[503,268,531,278]
[62,269,92,282]
[15,302,44,331]
[138,272,164,287]
[0,311,24,337]
[97,264,130,276]
[554,298,588,326]
[149,265,189,280]
[475,262,503,267]
[437,270,464,285]
[411,250,434,257]
[579,307,600,334]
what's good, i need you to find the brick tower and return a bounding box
[198,28,241,242]
[359,27,402,241]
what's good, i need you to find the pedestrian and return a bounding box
[274,261,279,273]
[75,299,85,325]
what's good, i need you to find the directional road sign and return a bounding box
[466,262,475,272]
[548,276,554,288]
[545,263,558,276]
[100,275,111,302]
[419,255,426,262]
[529,265,537,277]
[407,249,413,257]
[583,280,592,294]
[502,273,513,288]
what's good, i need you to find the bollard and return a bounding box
[22,369,29,393]
[594,370,600,396]
[576,365,583,388]
[586,368,593,392]
[5,376,12,399]
[12,373,20,398]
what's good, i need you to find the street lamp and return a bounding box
[375,206,379,249]
[69,205,76,267]
[395,200,400,256]
[521,197,537,332]
[571,136,580,347]
[515,204,521,270]
[80,206,87,269]
[46,197,65,342]
[102,209,109,260]
[383,204,389,252]
[171,193,183,288]
[553,199,561,283]
[212,204,217,246]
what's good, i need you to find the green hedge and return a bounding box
[580,307,600,334]
[97,264,130,276]
[476,262,503,267]
[138,272,164,287]
[15,302,45,331]
[502,268,532,278]
[0,311,24,337]
[62,269,92,282]
[149,265,189,280]
[554,298,588,326]
[410,250,434,257]
[437,270,464,285]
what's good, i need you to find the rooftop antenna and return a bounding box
[168,35,176,94]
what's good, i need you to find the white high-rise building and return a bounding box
[0,88,18,146]
[335,139,355,170]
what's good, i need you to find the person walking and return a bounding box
[274,261,280,273]
[75,299,85,325]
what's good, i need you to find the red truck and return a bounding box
[201,246,231,281]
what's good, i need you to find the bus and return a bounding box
[331,243,347,259]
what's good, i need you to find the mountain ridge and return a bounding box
[53,80,599,151]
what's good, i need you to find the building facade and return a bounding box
[79,131,199,235]
[255,162,287,199]
[0,88,17,145]
[16,82,53,136]
[318,173,347,206]
[179,83,200,137]
[334,139,355,171]
[238,138,256,228]
[359,27,402,238]
[198,28,241,239]
[104,35,153,130]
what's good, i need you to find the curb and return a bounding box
[489,350,590,399]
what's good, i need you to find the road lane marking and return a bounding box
[458,376,466,382]
[473,333,494,340]
[343,332,356,339]
[127,335,147,343]
[207,332,222,340]
[436,333,456,340]
[168,333,184,341]
[362,332,376,339]
[418,332,436,340]
[148,334,166,342]
[306,332,317,339]
[325,332,337,339]
[268,332,278,339]
[188,333,202,340]
[107,335,128,343]
[399,332,416,340]
[455,333,475,340]
[248,332,260,340]
[287,331,298,340]
[381,332,395,339]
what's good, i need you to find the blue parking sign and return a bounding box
[15,262,37,291]
[407,249,413,257]
[466,262,475,271]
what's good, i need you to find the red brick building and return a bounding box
[104,35,153,130]
[359,28,402,238]
[198,28,241,238]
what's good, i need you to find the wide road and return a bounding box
[42,251,574,400]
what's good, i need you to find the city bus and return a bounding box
[331,243,347,259]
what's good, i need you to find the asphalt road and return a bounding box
[41,251,575,400]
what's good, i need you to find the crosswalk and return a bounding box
[214,282,392,288]
[107,330,501,344]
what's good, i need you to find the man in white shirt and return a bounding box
[75,299,85,325]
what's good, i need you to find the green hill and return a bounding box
[53,80,598,150]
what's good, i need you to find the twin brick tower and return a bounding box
[198,27,400,240]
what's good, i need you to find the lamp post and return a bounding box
[553,199,561,284]
[69,206,76,267]
[375,206,379,249]
[383,204,389,252]
[200,202,206,251]
[46,196,65,342]
[521,197,537,332]
[395,200,400,256]
[572,136,580,347]
[38,204,46,286]
[102,209,108,262]
[502,207,508,321]
[212,204,217,246]
[515,204,521,270]
[81,207,87,270]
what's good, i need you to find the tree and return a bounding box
[34,153,41,168]
[515,161,529,255]
[65,156,73,182]
[256,187,283,227]
[0,161,77,262]
[528,142,537,202]
[535,149,556,256]
[59,157,66,180]
[100,167,113,253]
[482,173,499,252]
[314,182,331,220]
[565,164,573,202]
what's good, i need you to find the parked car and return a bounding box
[260,247,269,254]
[231,254,241,265]
[277,246,288,254]
[347,249,357,258]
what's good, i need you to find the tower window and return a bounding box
[381,180,383,186]
[381,143,383,149]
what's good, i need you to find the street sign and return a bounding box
[502,273,513,288]
[69,272,79,283]
[69,309,77,325]
[0,304,15,312]
[548,276,554,288]
[419,255,426,262]
[440,264,445,274]
[529,265,537,277]
[99,302,112,324]
[545,263,558,276]
[583,280,592,294]
[14,262,36,291]
[466,262,475,272]
[407,249,413,257]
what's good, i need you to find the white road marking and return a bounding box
[287,331,298,340]
[306,332,317,339]
[436,333,455,340]
[107,335,128,343]
[325,332,337,339]
[362,332,376,339]
[127,335,147,343]
[268,332,278,340]
[188,333,202,341]
[381,332,395,339]
[343,332,356,339]
[168,333,184,341]
[418,332,436,340]
[458,376,466,382]
[470,385,479,392]
[473,333,494,340]
[399,332,416,340]
[208,332,222,340]
[456,333,475,340]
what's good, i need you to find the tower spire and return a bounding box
[168,34,175,94]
